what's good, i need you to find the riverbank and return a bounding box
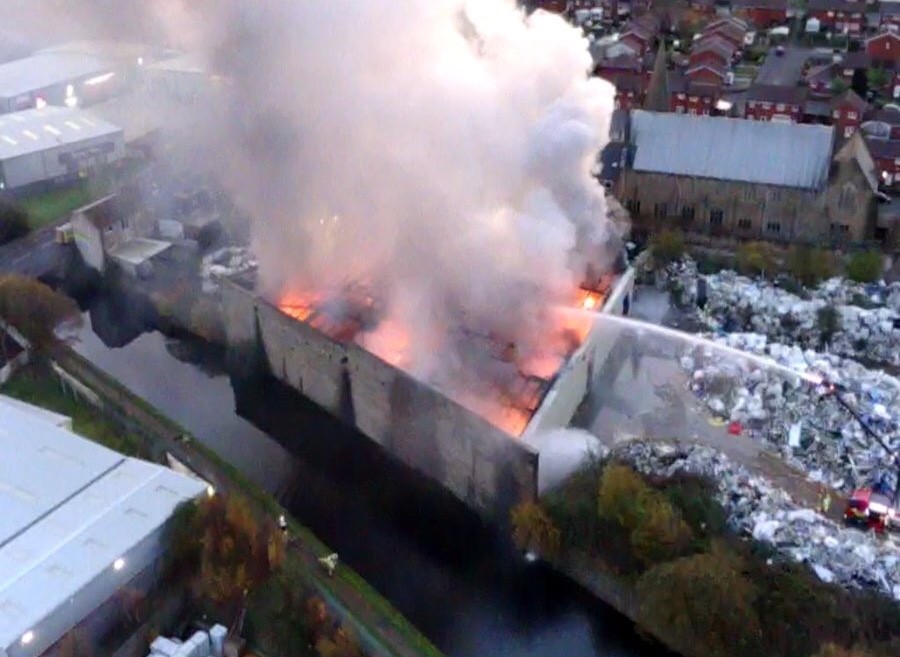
[1,353,443,657]
[520,446,900,657]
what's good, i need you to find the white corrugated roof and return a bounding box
[0,399,205,653]
[0,106,122,161]
[0,53,112,100]
[630,110,835,190]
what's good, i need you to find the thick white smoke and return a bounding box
[13,0,620,392]
[189,0,618,379]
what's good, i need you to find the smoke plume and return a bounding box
[11,0,620,389]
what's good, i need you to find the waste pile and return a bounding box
[664,260,900,367]
[679,332,899,493]
[201,247,258,290]
[613,440,900,601]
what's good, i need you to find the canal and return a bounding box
[72,294,661,657]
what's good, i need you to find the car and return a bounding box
[775,45,786,56]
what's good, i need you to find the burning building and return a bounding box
[220,249,635,520]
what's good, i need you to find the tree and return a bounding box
[649,230,685,267]
[637,550,764,657]
[736,242,777,278]
[0,199,29,246]
[511,501,561,558]
[831,78,849,95]
[787,245,834,286]
[167,495,284,616]
[845,251,882,283]
[597,464,650,531]
[629,494,694,566]
[0,275,82,353]
[868,67,890,91]
[197,495,285,608]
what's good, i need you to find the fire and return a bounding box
[275,274,613,438]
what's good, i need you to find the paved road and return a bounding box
[0,219,69,278]
[570,287,841,519]
[755,45,812,86]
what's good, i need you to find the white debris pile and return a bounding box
[665,261,900,367]
[681,333,900,492]
[201,247,258,284]
[614,441,900,601]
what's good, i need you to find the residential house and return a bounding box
[621,111,877,244]
[731,0,789,29]
[619,15,660,57]
[685,60,729,85]
[863,136,900,186]
[700,19,749,48]
[866,29,900,64]
[808,0,865,35]
[669,71,721,115]
[594,54,646,110]
[831,89,868,139]
[745,84,808,122]
[610,71,646,109]
[688,35,736,69]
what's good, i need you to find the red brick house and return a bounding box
[831,89,867,139]
[688,35,736,69]
[700,21,747,48]
[669,71,721,115]
[732,0,789,28]
[864,137,900,186]
[866,30,900,64]
[745,84,808,122]
[685,61,728,85]
[611,71,646,110]
[620,24,656,56]
[808,0,865,34]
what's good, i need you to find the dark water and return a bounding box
[73,296,662,657]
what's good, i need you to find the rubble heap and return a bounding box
[201,247,258,290]
[665,260,900,367]
[680,333,899,492]
[614,441,900,601]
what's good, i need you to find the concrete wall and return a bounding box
[220,281,538,519]
[523,265,636,439]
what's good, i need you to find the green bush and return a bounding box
[650,230,685,267]
[0,199,29,245]
[637,549,763,657]
[845,251,882,283]
[787,246,834,286]
[663,475,727,541]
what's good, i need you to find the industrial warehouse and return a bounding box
[0,106,124,191]
[0,52,120,115]
[0,398,205,657]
